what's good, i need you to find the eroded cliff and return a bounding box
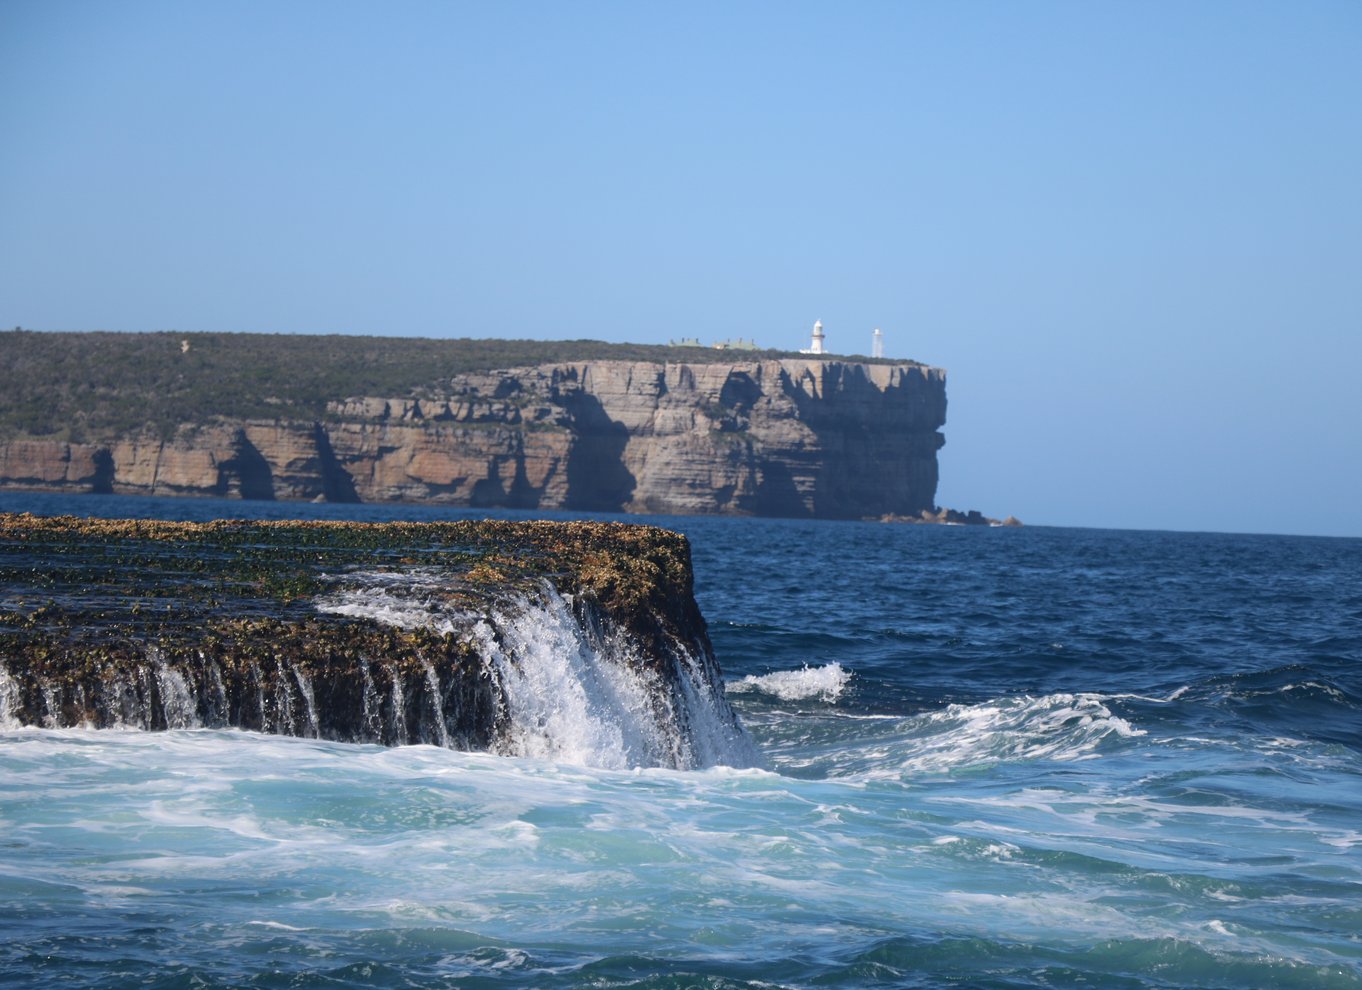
[0,356,946,519]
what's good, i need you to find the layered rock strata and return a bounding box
[0,514,758,768]
[0,359,946,519]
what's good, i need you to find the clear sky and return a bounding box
[2,1,1359,537]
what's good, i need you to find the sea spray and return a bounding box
[419,659,451,749]
[273,660,296,735]
[317,568,759,770]
[668,638,763,769]
[290,663,320,738]
[40,681,61,729]
[0,666,18,730]
[387,668,409,746]
[794,692,1146,780]
[249,661,267,732]
[204,659,229,727]
[154,656,200,729]
[359,660,382,742]
[100,675,129,728]
[731,662,852,702]
[471,587,760,770]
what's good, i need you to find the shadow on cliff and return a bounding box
[781,364,944,519]
[559,392,635,512]
[752,457,809,517]
[313,424,360,503]
[216,431,276,500]
[469,437,555,510]
[717,371,810,517]
[90,449,115,495]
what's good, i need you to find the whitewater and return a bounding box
[3,493,1361,989]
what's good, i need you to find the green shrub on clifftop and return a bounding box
[1,330,872,442]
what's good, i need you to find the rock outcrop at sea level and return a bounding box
[0,514,760,770]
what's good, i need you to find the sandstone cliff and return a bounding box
[0,358,946,519]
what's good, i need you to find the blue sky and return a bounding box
[2,1,1359,536]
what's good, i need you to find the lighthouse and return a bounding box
[872,327,883,359]
[807,320,825,355]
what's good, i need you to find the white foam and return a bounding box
[420,659,451,749]
[845,693,1145,778]
[315,567,473,634]
[290,663,320,738]
[730,663,851,702]
[320,569,759,771]
[1320,830,1362,849]
[155,659,201,730]
[472,587,761,771]
[0,666,20,730]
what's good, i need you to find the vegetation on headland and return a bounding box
[0,329,913,443]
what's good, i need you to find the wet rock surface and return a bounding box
[0,514,750,766]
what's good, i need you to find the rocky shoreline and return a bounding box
[0,514,755,767]
[880,508,1022,527]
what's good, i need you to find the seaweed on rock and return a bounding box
[0,514,758,769]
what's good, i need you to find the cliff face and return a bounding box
[0,358,946,519]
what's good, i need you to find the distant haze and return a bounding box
[2,2,1359,537]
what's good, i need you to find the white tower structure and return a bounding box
[809,319,825,355]
[872,327,884,359]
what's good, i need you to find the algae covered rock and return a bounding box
[0,514,758,769]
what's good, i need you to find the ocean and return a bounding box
[2,491,1360,989]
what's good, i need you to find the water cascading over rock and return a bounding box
[0,514,760,770]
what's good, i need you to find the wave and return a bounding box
[468,587,762,771]
[875,693,1144,775]
[323,568,761,770]
[728,662,851,702]
[748,691,1146,780]
[1139,665,1362,750]
[838,932,1362,990]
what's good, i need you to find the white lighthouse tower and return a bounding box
[872,327,884,359]
[806,319,825,355]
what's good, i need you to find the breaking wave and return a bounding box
[752,690,1147,780]
[729,662,852,702]
[323,570,761,771]
[885,692,1146,773]
[470,587,761,771]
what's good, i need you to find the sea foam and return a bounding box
[831,692,1147,779]
[322,568,760,771]
[730,662,852,702]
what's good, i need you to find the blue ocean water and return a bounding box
[2,491,1360,989]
